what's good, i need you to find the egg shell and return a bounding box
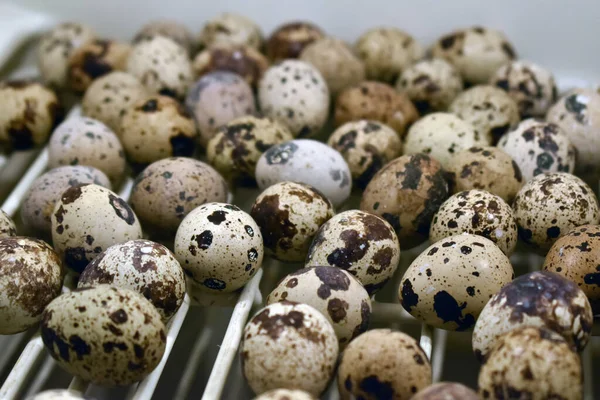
[0,209,17,238]
[193,45,269,88]
[266,21,325,62]
[251,181,334,263]
[241,301,339,396]
[0,237,63,334]
[41,285,166,386]
[29,389,85,400]
[337,328,432,400]
[411,382,479,400]
[134,20,195,55]
[253,389,316,400]
[78,239,186,321]
[266,266,372,346]
[258,60,329,138]
[360,153,449,249]
[513,172,600,251]
[51,184,143,273]
[477,327,582,400]
[306,210,400,294]
[198,13,263,50]
[399,233,514,331]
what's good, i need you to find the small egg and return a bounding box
[513,172,600,251]
[51,184,143,273]
[399,234,514,331]
[29,389,85,400]
[478,327,582,400]
[241,302,338,396]
[338,329,431,400]
[251,181,334,263]
[306,210,400,294]
[253,389,315,400]
[266,21,325,62]
[134,20,195,55]
[78,239,186,321]
[255,139,352,207]
[198,13,262,50]
[431,26,516,85]
[0,237,63,334]
[193,45,269,88]
[258,60,329,138]
[186,71,256,147]
[0,210,17,238]
[335,81,419,137]
[411,382,479,400]
[354,27,424,82]
[41,285,166,386]
[267,266,372,346]
[430,190,518,256]
[327,120,402,188]
[360,154,449,249]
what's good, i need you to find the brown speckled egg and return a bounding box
[251,181,334,263]
[338,329,431,400]
[360,154,449,249]
[0,81,62,150]
[241,301,338,396]
[30,389,85,400]
[478,327,582,400]
[335,81,419,137]
[0,210,16,238]
[431,26,516,85]
[134,20,195,55]
[267,266,371,346]
[206,115,293,179]
[198,13,263,50]
[253,389,315,400]
[193,45,269,88]
[266,21,324,62]
[354,27,424,83]
[0,237,63,334]
[51,184,143,274]
[430,190,518,256]
[399,234,514,331]
[78,239,185,321]
[513,172,600,251]
[411,382,479,400]
[306,210,400,294]
[41,285,166,386]
[447,146,524,203]
[47,116,126,185]
[327,120,402,188]
[449,85,520,144]
[473,271,592,363]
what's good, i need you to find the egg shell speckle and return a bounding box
[134,20,195,55]
[266,21,325,62]
[253,389,316,400]
[29,389,85,400]
[198,13,263,50]
[0,210,17,238]
[411,382,479,400]
[193,45,269,88]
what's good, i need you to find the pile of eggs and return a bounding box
[1,11,599,400]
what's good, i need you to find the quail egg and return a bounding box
[193,45,269,88]
[0,210,16,238]
[266,21,325,62]
[29,389,85,400]
[253,389,315,400]
[133,19,195,55]
[198,13,262,50]
[412,382,479,400]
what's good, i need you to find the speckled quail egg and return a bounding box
[134,20,195,55]
[306,210,400,294]
[193,45,269,88]
[78,239,185,321]
[251,181,334,263]
[449,85,520,144]
[412,382,479,400]
[327,120,402,188]
[0,237,63,334]
[185,71,256,147]
[68,39,131,93]
[29,389,85,400]
[0,210,16,238]
[299,37,366,95]
[255,139,352,207]
[478,327,582,400]
[513,172,600,251]
[404,112,486,169]
[498,119,576,182]
[338,329,431,400]
[267,266,371,346]
[41,285,166,386]
[430,190,518,256]
[266,21,325,62]
[120,95,197,167]
[82,71,149,134]
[335,81,419,137]
[129,157,228,235]
[399,234,514,331]
[198,13,263,50]
[360,154,449,248]
[206,115,293,179]
[37,22,95,89]
[447,146,524,203]
[253,389,316,400]
[431,26,516,85]
[396,58,464,114]
[258,60,329,138]
[0,81,62,150]
[354,27,424,82]
[51,184,143,273]
[473,271,592,363]
[47,116,126,185]
[126,35,193,99]
[241,301,338,396]
[174,202,262,292]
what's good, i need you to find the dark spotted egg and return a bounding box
[266,22,324,62]
[0,209,16,238]
[253,389,315,400]
[134,20,195,55]
[399,234,514,331]
[198,13,263,51]
[411,382,479,400]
